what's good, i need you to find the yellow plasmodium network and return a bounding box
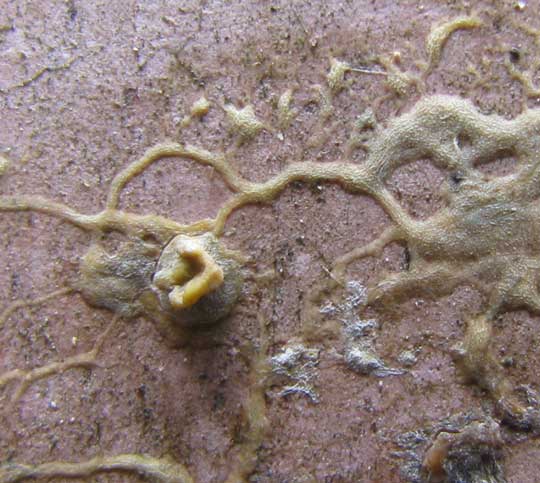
[3,92,540,479]
[4,92,540,421]
[1,15,540,482]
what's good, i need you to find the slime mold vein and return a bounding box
[3,94,540,480]
[1,14,539,482]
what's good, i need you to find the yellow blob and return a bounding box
[190,96,211,117]
[224,104,265,140]
[327,58,350,94]
[0,155,10,176]
[150,233,243,332]
[180,96,211,127]
[154,237,224,309]
[277,89,297,130]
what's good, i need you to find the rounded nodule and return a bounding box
[152,233,243,327]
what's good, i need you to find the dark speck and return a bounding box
[213,392,225,411]
[509,48,521,64]
[450,172,464,185]
[136,384,146,399]
[401,247,411,271]
[67,0,77,21]
[143,407,152,419]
